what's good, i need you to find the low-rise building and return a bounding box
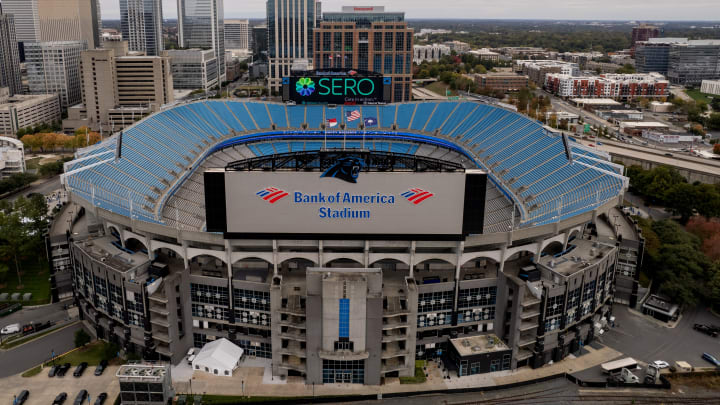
[642,294,679,323]
[443,40,471,54]
[545,73,668,100]
[0,136,25,177]
[413,44,450,64]
[514,60,579,86]
[569,98,622,110]
[649,101,673,113]
[117,363,174,405]
[0,87,60,136]
[597,110,644,122]
[620,121,669,136]
[447,335,512,376]
[545,111,579,124]
[164,49,218,91]
[474,72,528,92]
[468,48,500,62]
[700,79,720,96]
[500,47,556,59]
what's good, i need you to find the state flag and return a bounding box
[327,118,338,127]
[363,117,377,127]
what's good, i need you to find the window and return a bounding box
[322,359,364,383]
[545,294,565,317]
[233,289,270,311]
[192,303,230,321]
[339,298,350,337]
[395,32,404,51]
[334,339,354,351]
[458,287,497,308]
[373,54,382,73]
[384,32,393,51]
[191,283,229,306]
[418,291,453,312]
[395,55,404,74]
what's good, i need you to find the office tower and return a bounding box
[630,24,660,56]
[177,0,225,83]
[667,40,720,86]
[313,6,413,102]
[225,19,249,50]
[164,49,218,91]
[72,42,174,132]
[1,0,102,50]
[26,41,86,108]
[267,0,317,93]
[0,10,22,95]
[635,38,688,76]
[120,0,164,56]
[252,25,268,62]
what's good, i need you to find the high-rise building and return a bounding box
[1,0,102,50]
[120,0,164,56]
[26,41,86,108]
[225,19,249,50]
[267,0,317,93]
[0,88,61,137]
[313,6,413,102]
[177,0,225,84]
[69,41,174,132]
[630,24,660,56]
[252,25,268,62]
[0,10,22,95]
[667,40,720,86]
[635,38,687,76]
[164,49,218,91]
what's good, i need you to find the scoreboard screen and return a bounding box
[283,70,390,105]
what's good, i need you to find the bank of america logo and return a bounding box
[401,188,434,205]
[256,187,289,203]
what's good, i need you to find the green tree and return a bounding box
[664,183,697,223]
[74,329,91,348]
[0,211,33,287]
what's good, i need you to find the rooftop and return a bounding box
[74,235,150,275]
[643,294,679,317]
[116,362,171,382]
[620,121,668,128]
[450,334,510,357]
[570,98,622,105]
[536,238,615,277]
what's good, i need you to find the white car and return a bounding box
[186,347,196,357]
[652,360,670,369]
[0,323,20,335]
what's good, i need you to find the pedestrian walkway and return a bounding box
[174,345,621,398]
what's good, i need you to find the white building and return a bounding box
[225,19,250,51]
[0,87,61,136]
[164,49,219,91]
[700,80,720,96]
[0,136,25,177]
[468,48,500,62]
[413,44,450,64]
[267,0,317,93]
[119,0,164,56]
[177,0,225,83]
[192,338,244,377]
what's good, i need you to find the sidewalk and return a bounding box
[175,345,621,398]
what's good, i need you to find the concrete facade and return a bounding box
[164,49,219,91]
[0,91,60,136]
[25,41,86,108]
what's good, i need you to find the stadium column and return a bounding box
[225,240,233,279]
[364,241,370,267]
[409,241,416,278]
[272,240,278,274]
[452,241,464,316]
[181,240,189,269]
[318,241,324,268]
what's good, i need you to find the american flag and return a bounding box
[346,110,361,122]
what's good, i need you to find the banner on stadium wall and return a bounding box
[205,168,487,239]
[282,69,391,105]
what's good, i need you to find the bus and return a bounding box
[601,357,638,374]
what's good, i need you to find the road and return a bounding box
[623,191,671,221]
[4,176,61,203]
[0,300,71,331]
[0,322,82,378]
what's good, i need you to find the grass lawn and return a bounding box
[685,88,715,105]
[21,365,42,378]
[25,157,43,170]
[639,271,651,288]
[0,260,51,305]
[424,81,457,97]
[399,360,427,384]
[47,340,112,367]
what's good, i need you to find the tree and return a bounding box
[615,64,636,74]
[0,211,33,287]
[714,143,720,155]
[74,329,91,348]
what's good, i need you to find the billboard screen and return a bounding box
[283,70,387,105]
[210,169,482,239]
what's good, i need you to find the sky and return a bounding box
[99,0,720,21]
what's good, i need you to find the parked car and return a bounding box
[53,392,68,405]
[73,362,88,377]
[694,323,719,337]
[186,354,195,365]
[48,364,60,377]
[73,390,88,405]
[186,347,196,357]
[94,359,108,376]
[1,323,20,334]
[14,390,29,405]
[702,352,720,367]
[94,393,108,405]
[56,363,71,377]
[664,153,673,157]
[652,360,670,369]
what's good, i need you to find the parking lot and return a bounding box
[0,365,119,405]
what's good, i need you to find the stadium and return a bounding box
[63,99,627,384]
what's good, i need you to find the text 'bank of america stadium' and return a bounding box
[61,100,628,384]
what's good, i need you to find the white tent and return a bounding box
[192,338,244,377]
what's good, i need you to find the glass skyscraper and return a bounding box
[120,0,164,56]
[266,0,317,93]
[177,0,226,83]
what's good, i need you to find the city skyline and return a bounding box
[96,0,720,20]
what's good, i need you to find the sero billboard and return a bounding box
[204,166,486,239]
[283,70,387,105]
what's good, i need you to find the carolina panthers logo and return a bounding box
[320,157,365,183]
